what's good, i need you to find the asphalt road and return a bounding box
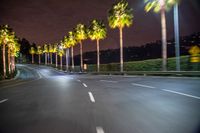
[0,64,200,133]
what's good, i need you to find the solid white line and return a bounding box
[162,89,200,100]
[96,126,105,133]
[83,83,88,87]
[132,83,155,89]
[0,99,8,104]
[88,92,95,103]
[100,80,118,83]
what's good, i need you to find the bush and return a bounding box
[84,56,199,72]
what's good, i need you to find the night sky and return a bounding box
[0,0,200,53]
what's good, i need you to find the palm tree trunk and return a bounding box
[8,47,11,74]
[60,56,62,69]
[80,41,83,72]
[119,27,123,72]
[2,43,6,78]
[66,49,69,72]
[39,54,41,64]
[11,56,15,72]
[161,8,167,71]
[47,53,49,65]
[32,54,34,64]
[45,53,47,65]
[50,53,52,65]
[11,56,14,73]
[71,47,74,71]
[56,53,58,67]
[97,39,100,72]
[13,56,15,71]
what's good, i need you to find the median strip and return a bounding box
[88,92,95,103]
[0,99,8,104]
[162,89,200,100]
[132,83,155,89]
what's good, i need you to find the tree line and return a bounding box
[28,0,179,72]
[0,25,20,79]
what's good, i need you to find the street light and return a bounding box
[174,3,180,71]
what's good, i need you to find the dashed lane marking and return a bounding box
[88,92,95,103]
[83,83,88,87]
[0,99,8,104]
[96,127,105,133]
[132,83,155,89]
[162,89,200,100]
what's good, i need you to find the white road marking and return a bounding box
[83,83,88,87]
[88,92,95,103]
[96,127,105,133]
[37,71,43,79]
[77,79,81,82]
[100,80,118,83]
[162,89,200,100]
[132,83,155,89]
[0,99,8,103]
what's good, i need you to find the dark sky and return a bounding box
[0,0,200,53]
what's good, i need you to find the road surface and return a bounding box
[0,64,200,133]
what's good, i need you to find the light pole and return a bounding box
[174,3,180,71]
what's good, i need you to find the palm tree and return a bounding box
[62,36,71,72]
[43,44,49,65]
[67,31,77,71]
[11,38,20,73]
[108,0,133,72]
[52,43,58,67]
[48,44,54,65]
[57,44,64,70]
[7,32,16,74]
[0,25,10,78]
[75,24,88,72]
[8,33,19,74]
[144,0,178,71]
[29,47,36,64]
[88,19,107,72]
[37,45,43,64]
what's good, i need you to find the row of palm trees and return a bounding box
[29,19,107,72]
[0,25,20,79]
[30,0,133,72]
[30,0,179,72]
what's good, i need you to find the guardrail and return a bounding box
[84,71,200,77]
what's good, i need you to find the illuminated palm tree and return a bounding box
[88,19,107,72]
[37,45,43,64]
[75,24,87,71]
[57,44,64,70]
[8,33,19,73]
[67,31,77,71]
[52,43,58,67]
[7,32,16,74]
[11,39,20,73]
[48,44,54,65]
[62,36,71,71]
[108,0,133,72]
[0,25,10,78]
[144,0,178,71]
[43,44,49,65]
[29,47,36,64]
